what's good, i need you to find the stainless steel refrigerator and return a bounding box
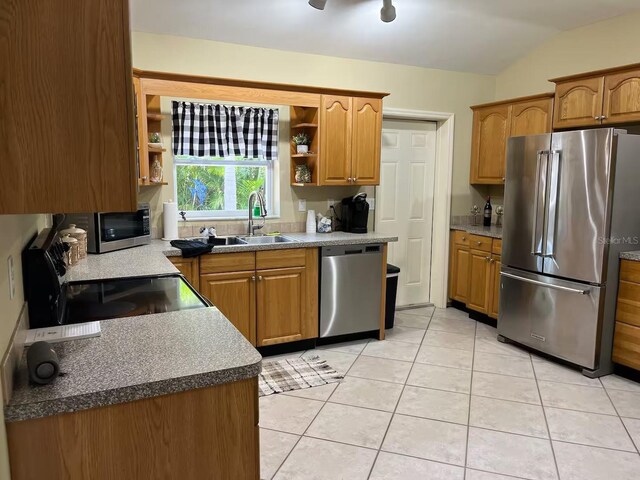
[498,128,640,377]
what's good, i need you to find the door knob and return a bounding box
[476,241,482,245]
[258,275,263,281]
[601,115,607,120]
[353,177,358,182]
[251,276,256,282]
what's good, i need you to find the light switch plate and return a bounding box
[298,199,307,212]
[7,255,15,300]
[367,198,375,211]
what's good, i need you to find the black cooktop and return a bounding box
[63,274,210,324]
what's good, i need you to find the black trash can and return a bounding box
[385,264,401,329]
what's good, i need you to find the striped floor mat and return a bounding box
[259,355,343,397]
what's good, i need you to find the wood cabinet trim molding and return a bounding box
[549,62,640,83]
[136,69,390,100]
[470,92,554,110]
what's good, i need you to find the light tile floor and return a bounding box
[259,306,640,480]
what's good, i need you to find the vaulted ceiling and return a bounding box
[131,0,640,74]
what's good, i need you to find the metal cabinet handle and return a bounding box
[353,177,358,182]
[476,241,483,245]
[258,275,263,281]
[251,276,256,282]
[502,177,506,182]
[594,116,600,120]
[347,177,352,183]
[601,115,607,120]
[501,271,589,295]
[485,256,490,262]
[462,236,467,241]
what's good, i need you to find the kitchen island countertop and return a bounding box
[621,251,640,262]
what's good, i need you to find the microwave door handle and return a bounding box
[531,151,548,256]
[543,150,561,258]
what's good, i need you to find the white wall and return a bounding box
[132,32,497,217]
[0,215,47,478]
[495,11,640,100]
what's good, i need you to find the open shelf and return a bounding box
[291,153,317,158]
[291,123,318,129]
[146,113,166,121]
[139,180,168,187]
[291,182,318,187]
[148,146,166,153]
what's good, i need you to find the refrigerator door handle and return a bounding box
[501,271,590,295]
[531,151,548,256]
[543,150,562,258]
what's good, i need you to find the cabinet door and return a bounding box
[449,244,470,303]
[488,256,501,319]
[553,77,604,129]
[0,0,137,214]
[351,97,382,185]
[319,95,352,185]
[467,250,491,314]
[509,98,553,137]
[169,257,199,291]
[256,267,306,346]
[602,69,640,125]
[470,104,510,184]
[200,271,256,345]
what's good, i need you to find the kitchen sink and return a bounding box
[235,235,297,244]
[184,236,246,246]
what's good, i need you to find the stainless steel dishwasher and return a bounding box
[320,243,383,338]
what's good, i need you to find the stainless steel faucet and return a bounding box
[247,186,267,236]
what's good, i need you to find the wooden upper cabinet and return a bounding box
[0,0,137,214]
[553,76,604,129]
[602,69,640,125]
[319,95,353,185]
[351,98,382,185]
[470,104,510,184]
[510,97,553,137]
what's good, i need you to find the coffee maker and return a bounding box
[340,193,369,233]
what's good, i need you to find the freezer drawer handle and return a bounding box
[501,272,590,295]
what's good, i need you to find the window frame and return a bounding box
[173,154,276,220]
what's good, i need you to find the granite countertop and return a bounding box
[5,308,262,422]
[621,251,640,261]
[66,232,398,283]
[450,223,503,239]
[7,231,397,422]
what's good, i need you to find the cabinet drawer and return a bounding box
[612,321,640,370]
[617,280,640,327]
[200,252,255,274]
[469,235,492,253]
[620,260,640,284]
[256,248,307,270]
[452,230,470,246]
[492,239,502,255]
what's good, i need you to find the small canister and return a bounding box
[60,224,87,259]
[61,234,79,266]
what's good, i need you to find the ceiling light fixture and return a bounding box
[308,0,327,10]
[380,0,396,23]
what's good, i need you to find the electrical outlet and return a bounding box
[298,199,307,212]
[327,199,336,210]
[367,198,375,211]
[7,255,15,300]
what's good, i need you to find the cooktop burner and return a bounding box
[63,274,210,324]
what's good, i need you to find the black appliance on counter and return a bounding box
[340,193,369,234]
[23,228,210,329]
[61,202,151,254]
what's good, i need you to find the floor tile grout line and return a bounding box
[529,352,562,480]
[462,320,477,479]
[599,377,640,455]
[365,307,435,480]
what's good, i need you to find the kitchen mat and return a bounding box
[259,355,343,397]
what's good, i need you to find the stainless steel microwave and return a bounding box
[62,203,151,253]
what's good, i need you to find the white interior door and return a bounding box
[375,119,437,306]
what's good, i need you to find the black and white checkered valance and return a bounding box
[171,101,279,161]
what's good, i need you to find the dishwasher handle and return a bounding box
[322,243,382,257]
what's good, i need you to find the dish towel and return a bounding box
[169,240,214,258]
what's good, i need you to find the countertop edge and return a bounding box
[620,251,640,261]
[450,224,503,239]
[5,360,262,423]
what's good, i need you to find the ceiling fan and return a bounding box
[308,0,397,23]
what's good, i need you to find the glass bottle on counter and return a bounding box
[483,196,492,227]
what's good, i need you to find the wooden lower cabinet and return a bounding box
[257,267,306,346]
[467,249,492,314]
[488,256,501,319]
[199,248,319,347]
[201,271,256,345]
[169,256,200,290]
[448,231,501,318]
[7,378,260,480]
[612,260,640,370]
